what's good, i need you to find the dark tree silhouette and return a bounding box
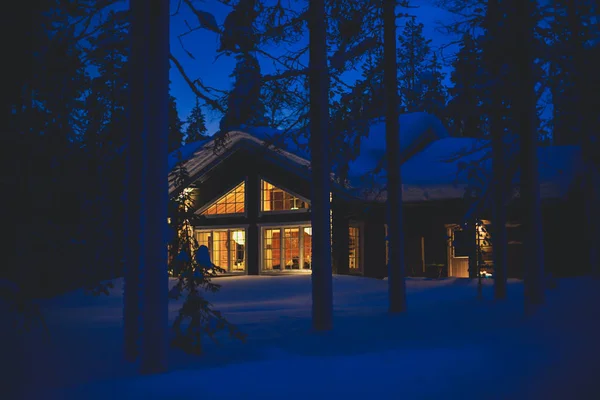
[397,17,431,112]
[482,0,507,300]
[219,0,267,132]
[184,100,208,143]
[219,53,267,131]
[125,0,170,372]
[308,0,333,331]
[385,0,407,313]
[419,52,448,119]
[446,32,488,137]
[169,95,184,151]
[510,0,545,313]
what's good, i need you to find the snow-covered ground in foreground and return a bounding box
[5,275,600,399]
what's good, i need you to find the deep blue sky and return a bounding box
[168,1,459,135]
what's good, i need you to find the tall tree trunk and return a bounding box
[308,0,333,331]
[484,0,508,300]
[384,0,407,313]
[569,1,600,278]
[514,0,544,313]
[125,0,170,373]
[124,0,143,364]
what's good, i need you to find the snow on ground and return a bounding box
[6,275,600,399]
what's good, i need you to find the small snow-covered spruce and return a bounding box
[167,153,246,355]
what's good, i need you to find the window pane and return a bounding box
[196,232,212,260]
[303,227,312,270]
[230,230,245,272]
[263,228,281,270]
[283,228,300,269]
[200,182,245,215]
[212,231,229,271]
[260,180,309,212]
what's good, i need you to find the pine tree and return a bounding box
[83,9,130,288]
[355,45,385,120]
[169,95,185,152]
[419,52,447,119]
[542,0,596,145]
[219,0,267,132]
[446,32,488,137]
[184,100,208,144]
[84,9,129,149]
[219,53,267,131]
[397,18,431,112]
[168,159,246,354]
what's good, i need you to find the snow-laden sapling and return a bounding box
[168,153,246,355]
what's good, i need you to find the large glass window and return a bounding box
[349,226,361,272]
[261,180,309,212]
[195,228,246,273]
[200,182,245,215]
[262,225,312,271]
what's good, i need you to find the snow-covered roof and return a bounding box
[357,137,583,202]
[168,131,311,195]
[169,113,583,202]
[345,112,450,185]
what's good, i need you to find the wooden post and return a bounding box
[421,236,426,274]
[246,173,260,275]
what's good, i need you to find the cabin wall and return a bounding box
[332,197,349,275]
[542,197,587,277]
[363,220,386,278]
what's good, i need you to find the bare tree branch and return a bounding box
[169,54,226,113]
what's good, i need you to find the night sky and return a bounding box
[167,0,459,134]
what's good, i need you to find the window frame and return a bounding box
[194,226,248,274]
[259,222,313,274]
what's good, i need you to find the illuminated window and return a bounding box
[195,228,246,273]
[200,182,245,215]
[261,180,308,212]
[262,225,312,271]
[349,226,361,271]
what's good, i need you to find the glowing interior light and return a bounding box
[232,230,245,246]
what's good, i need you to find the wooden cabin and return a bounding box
[168,113,585,279]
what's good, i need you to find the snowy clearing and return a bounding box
[5,275,600,399]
